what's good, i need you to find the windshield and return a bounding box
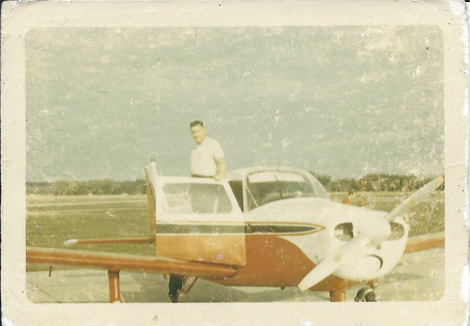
[162,183,233,214]
[246,171,317,210]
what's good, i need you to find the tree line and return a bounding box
[310,172,444,192]
[26,173,444,196]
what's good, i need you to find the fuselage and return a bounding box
[148,165,409,291]
[210,197,408,289]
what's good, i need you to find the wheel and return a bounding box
[354,287,377,302]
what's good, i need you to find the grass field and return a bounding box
[26,195,155,260]
[26,191,444,271]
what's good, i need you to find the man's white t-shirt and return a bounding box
[191,137,224,177]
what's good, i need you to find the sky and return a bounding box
[26,26,444,182]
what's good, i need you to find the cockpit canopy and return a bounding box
[227,167,330,212]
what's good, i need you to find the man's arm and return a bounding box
[214,157,226,181]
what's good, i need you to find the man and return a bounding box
[342,189,356,205]
[168,120,226,303]
[189,120,226,180]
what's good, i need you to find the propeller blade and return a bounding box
[298,235,370,291]
[384,176,444,223]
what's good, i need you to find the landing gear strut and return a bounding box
[329,290,346,302]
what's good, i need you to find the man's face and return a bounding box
[190,125,207,144]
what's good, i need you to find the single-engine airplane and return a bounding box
[26,160,444,303]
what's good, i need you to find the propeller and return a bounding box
[383,176,444,223]
[298,176,444,292]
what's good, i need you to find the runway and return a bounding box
[26,247,444,303]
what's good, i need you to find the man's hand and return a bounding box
[214,174,223,181]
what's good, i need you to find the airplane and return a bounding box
[26,159,445,303]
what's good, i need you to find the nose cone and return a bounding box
[356,217,391,245]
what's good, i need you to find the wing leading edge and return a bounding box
[27,247,237,279]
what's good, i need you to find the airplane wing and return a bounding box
[27,247,237,279]
[404,231,445,253]
[27,247,237,303]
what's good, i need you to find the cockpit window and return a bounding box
[162,183,232,214]
[246,171,317,210]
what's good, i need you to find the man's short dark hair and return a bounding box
[190,120,204,128]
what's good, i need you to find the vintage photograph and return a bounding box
[25,25,445,302]
[2,1,467,326]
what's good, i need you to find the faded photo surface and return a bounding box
[3,1,468,325]
[25,26,446,304]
